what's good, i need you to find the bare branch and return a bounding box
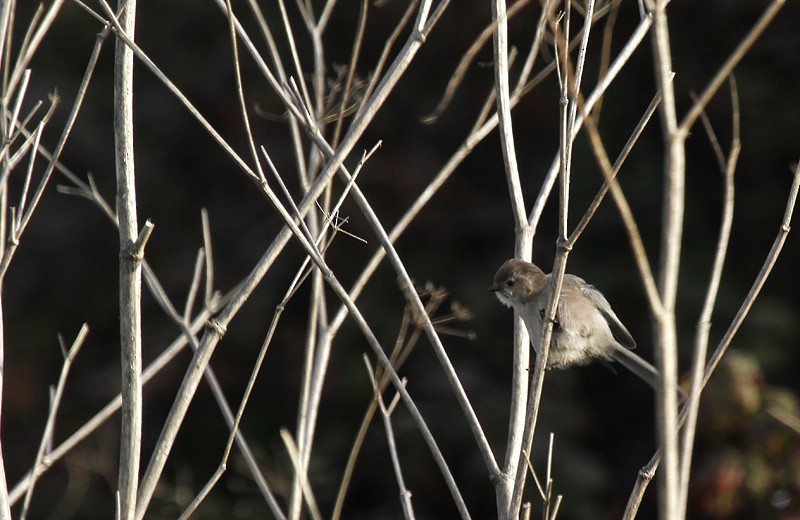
[624,164,800,519]
[19,325,89,520]
[422,0,529,125]
[363,357,416,520]
[679,0,785,133]
[280,429,323,520]
[678,79,740,513]
[648,1,684,516]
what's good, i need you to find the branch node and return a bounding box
[489,469,511,486]
[206,318,227,338]
[130,219,155,260]
[556,237,572,253]
[639,465,656,481]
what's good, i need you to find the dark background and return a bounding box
[4,1,800,518]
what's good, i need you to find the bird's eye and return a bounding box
[505,279,514,287]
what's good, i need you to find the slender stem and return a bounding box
[249,176,473,518]
[678,85,739,514]
[19,326,89,520]
[492,0,525,227]
[678,0,784,134]
[647,1,684,517]
[0,294,7,520]
[88,0,446,513]
[113,1,142,517]
[8,303,216,505]
[624,165,800,519]
[578,90,665,316]
[363,357,417,520]
[6,0,66,96]
[527,12,653,232]
[331,0,367,149]
[491,0,532,513]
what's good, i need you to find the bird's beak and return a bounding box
[488,283,499,292]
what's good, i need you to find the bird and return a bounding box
[489,258,665,392]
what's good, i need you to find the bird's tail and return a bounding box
[611,344,685,399]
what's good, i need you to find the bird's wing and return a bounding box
[570,276,637,350]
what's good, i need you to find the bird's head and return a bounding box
[488,259,547,308]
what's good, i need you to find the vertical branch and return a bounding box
[492,0,526,228]
[285,3,335,516]
[120,0,442,514]
[0,3,12,515]
[527,12,653,235]
[491,0,531,513]
[290,275,324,520]
[678,83,739,514]
[624,163,800,520]
[509,0,589,514]
[509,0,596,515]
[647,0,684,517]
[0,298,6,520]
[113,1,143,519]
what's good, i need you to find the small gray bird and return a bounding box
[489,258,663,391]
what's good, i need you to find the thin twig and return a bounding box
[527,11,653,231]
[6,0,66,95]
[678,79,739,514]
[353,0,419,123]
[201,209,215,306]
[177,268,302,520]
[0,22,111,280]
[678,0,785,134]
[276,0,313,118]
[623,164,800,519]
[14,121,43,226]
[223,0,265,182]
[422,0,529,124]
[7,68,31,137]
[8,305,217,505]
[578,88,667,316]
[330,0,367,148]
[183,248,206,323]
[592,0,622,119]
[509,2,597,515]
[243,0,309,186]
[332,286,450,519]
[19,325,89,520]
[139,261,286,519]
[280,430,323,520]
[363,357,416,520]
